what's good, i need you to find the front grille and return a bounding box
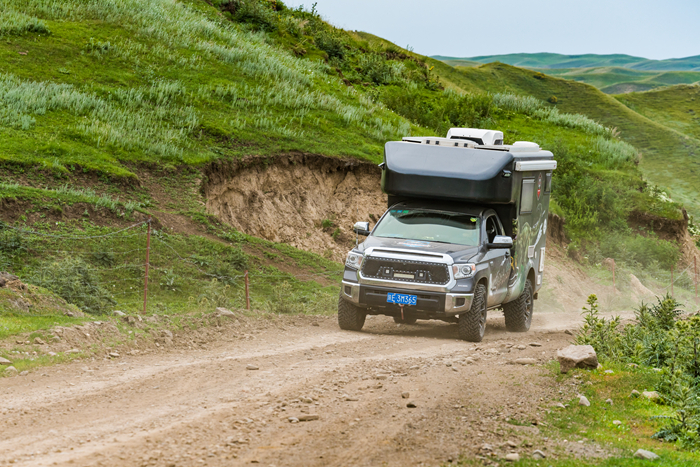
[361,257,449,285]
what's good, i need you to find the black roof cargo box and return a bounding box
[381,141,554,204]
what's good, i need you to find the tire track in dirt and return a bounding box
[0,312,611,466]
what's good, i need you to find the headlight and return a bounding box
[345,252,364,270]
[453,263,475,279]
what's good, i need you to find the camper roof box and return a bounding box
[381,129,556,204]
[446,128,504,146]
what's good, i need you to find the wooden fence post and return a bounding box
[143,218,152,314]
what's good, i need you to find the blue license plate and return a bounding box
[387,293,417,306]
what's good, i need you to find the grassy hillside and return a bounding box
[543,68,700,94]
[435,55,700,94]
[444,63,700,218]
[615,85,700,140]
[434,52,700,71]
[0,0,692,337]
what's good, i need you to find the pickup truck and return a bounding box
[337,128,556,342]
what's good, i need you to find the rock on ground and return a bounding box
[579,395,590,407]
[4,366,18,376]
[634,448,659,460]
[216,307,236,318]
[0,357,12,365]
[557,345,598,373]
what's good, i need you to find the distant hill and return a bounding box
[615,85,700,141]
[433,53,700,71]
[446,62,700,214]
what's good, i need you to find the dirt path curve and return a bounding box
[0,310,620,467]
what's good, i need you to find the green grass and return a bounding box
[0,313,88,340]
[535,68,700,94]
[452,363,700,466]
[0,0,415,178]
[615,85,700,140]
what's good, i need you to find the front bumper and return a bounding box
[341,280,473,316]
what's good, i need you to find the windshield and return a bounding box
[372,208,481,246]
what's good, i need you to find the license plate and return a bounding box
[387,293,417,306]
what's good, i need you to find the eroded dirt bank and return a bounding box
[203,154,387,261]
[0,311,618,467]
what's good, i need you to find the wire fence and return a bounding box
[0,219,343,315]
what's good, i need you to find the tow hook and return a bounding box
[399,304,405,321]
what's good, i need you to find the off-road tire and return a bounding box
[458,283,487,342]
[393,315,418,325]
[337,294,367,331]
[503,279,534,332]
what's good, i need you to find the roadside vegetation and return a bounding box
[0,0,693,327]
[577,294,700,450]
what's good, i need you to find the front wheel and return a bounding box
[338,294,367,331]
[458,283,487,342]
[503,279,534,332]
[393,315,417,325]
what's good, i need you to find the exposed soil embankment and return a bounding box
[203,154,387,261]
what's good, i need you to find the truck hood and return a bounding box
[358,236,480,262]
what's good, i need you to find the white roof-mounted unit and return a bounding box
[446,128,504,146]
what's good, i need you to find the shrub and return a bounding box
[0,11,49,36]
[574,294,700,450]
[30,258,116,314]
[0,227,27,256]
[89,250,116,267]
[195,278,233,308]
[221,0,278,31]
[548,95,558,104]
[314,30,346,60]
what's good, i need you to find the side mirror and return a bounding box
[353,221,370,236]
[487,235,513,249]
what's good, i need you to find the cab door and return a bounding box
[484,214,511,307]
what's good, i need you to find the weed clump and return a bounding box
[30,258,116,315]
[575,294,700,449]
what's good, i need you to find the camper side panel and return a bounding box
[504,169,553,303]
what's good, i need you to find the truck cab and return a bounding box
[337,128,556,342]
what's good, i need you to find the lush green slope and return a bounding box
[0,0,419,179]
[446,63,700,217]
[542,68,700,94]
[615,85,700,140]
[434,53,700,71]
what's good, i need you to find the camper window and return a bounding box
[520,179,535,214]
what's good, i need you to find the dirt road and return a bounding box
[0,310,612,467]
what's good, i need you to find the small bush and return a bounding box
[221,0,278,32]
[89,251,115,267]
[574,294,700,450]
[0,11,49,36]
[31,258,116,314]
[195,278,233,308]
[314,30,346,59]
[0,228,27,256]
[548,95,558,104]
[267,281,303,314]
